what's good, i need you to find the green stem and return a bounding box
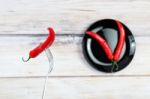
[114,62,119,70]
[111,61,119,72]
[22,56,31,62]
[111,61,115,72]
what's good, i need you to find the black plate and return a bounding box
[82,19,136,73]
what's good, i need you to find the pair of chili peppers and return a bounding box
[86,21,125,72]
[22,27,55,62]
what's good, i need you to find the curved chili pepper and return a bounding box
[86,20,126,72]
[22,27,55,62]
[113,21,125,61]
[86,31,113,61]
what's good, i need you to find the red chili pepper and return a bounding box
[86,31,113,60]
[86,21,125,62]
[22,27,55,62]
[113,21,125,61]
[86,20,126,71]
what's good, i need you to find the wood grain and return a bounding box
[0,0,149,35]
[0,0,149,98]
[0,36,148,77]
[0,77,150,99]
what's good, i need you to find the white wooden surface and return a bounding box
[0,0,150,99]
[0,77,150,99]
[0,36,149,77]
[0,0,149,35]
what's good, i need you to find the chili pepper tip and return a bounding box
[48,27,53,30]
[22,56,31,62]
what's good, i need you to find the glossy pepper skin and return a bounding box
[29,27,55,58]
[113,21,125,61]
[86,31,113,61]
[86,20,125,62]
[22,27,55,62]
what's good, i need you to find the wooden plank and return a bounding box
[0,0,149,35]
[0,35,149,77]
[0,77,150,99]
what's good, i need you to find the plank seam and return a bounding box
[0,34,148,37]
[0,75,150,79]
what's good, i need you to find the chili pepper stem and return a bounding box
[111,61,115,72]
[22,56,31,62]
[111,61,119,72]
[114,61,119,70]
